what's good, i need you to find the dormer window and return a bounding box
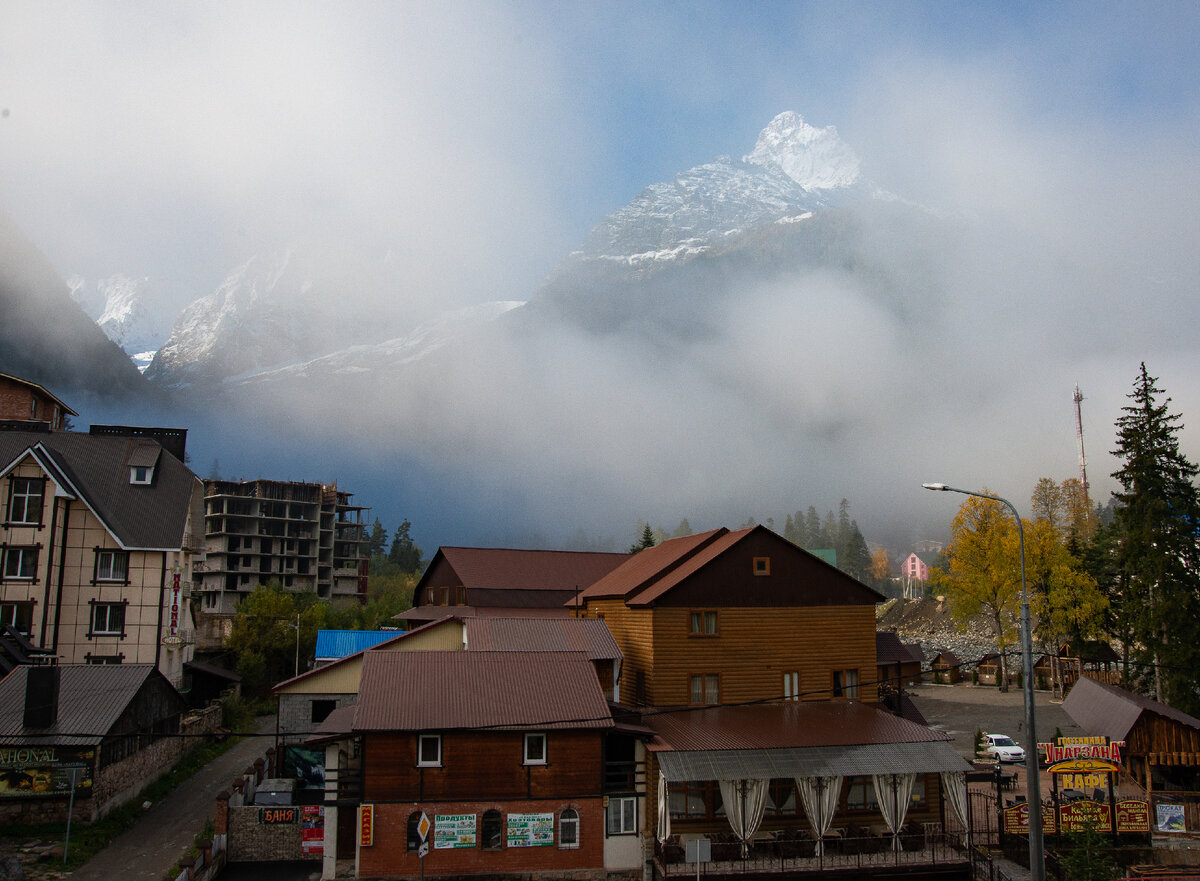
[127,443,161,486]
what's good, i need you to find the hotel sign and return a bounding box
[0,747,94,798]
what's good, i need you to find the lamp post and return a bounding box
[923,483,1044,881]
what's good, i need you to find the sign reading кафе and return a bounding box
[0,747,94,798]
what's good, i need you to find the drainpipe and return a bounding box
[51,501,71,653]
[39,496,60,647]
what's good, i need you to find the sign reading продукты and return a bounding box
[434,814,476,848]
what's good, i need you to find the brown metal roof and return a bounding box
[645,700,952,753]
[574,525,883,608]
[354,650,613,732]
[272,617,458,693]
[0,664,175,745]
[875,631,910,664]
[426,547,629,593]
[575,529,726,602]
[1063,676,1200,743]
[464,617,621,661]
[400,605,570,623]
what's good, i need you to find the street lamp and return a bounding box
[923,483,1045,881]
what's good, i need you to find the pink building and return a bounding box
[902,552,931,582]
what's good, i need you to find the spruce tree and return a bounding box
[1110,364,1200,711]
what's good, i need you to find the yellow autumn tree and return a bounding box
[929,491,1022,691]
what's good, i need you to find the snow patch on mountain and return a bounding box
[229,300,525,386]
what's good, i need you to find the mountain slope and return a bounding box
[0,210,149,403]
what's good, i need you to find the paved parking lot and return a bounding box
[907,681,1086,763]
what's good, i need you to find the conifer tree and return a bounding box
[1110,364,1200,711]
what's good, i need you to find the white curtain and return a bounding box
[657,772,670,842]
[718,778,769,855]
[796,775,842,857]
[873,773,917,850]
[940,772,970,846]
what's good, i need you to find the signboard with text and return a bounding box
[1116,799,1151,833]
[0,746,94,798]
[1059,800,1112,833]
[359,804,374,846]
[301,805,324,854]
[506,812,554,847]
[1002,802,1057,835]
[435,813,476,848]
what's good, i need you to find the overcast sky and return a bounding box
[3,2,1199,548]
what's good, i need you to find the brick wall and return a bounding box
[277,692,357,744]
[359,798,606,879]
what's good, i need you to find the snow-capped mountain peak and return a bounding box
[743,111,862,190]
[579,111,875,264]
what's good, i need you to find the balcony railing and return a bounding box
[654,828,968,877]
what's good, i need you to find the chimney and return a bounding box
[23,665,60,729]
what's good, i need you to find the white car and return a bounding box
[983,733,1026,763]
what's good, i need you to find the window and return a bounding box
[846,776,879,811]
[606,796,637,835]
[783,671,800,701]
[689,611,718,636]
[7,478,43,525]
[909,776,927,808]
[311,699,336,724]
[85,653,123,665]
[417,734,442,767]
[95,550,129,583]
[481,809,503,850]
[455,586,466,605]
[753,556,770,575]
[0,601,33,635]
[559,808,579,848]
[766,779,798,815]
[407,811,424,852]
[689,673,719,705]
[668,781,721,819]
[91,602,126,636]
[523,732,547,765]
[129,465,154,485]
[833,669,859,699]
[2,547,38,580]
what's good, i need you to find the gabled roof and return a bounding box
[418,546,630,595]
[575,525,883,608]
[464,617,621,661]
[876,631,912,664]
[1063,676,1200,743]
[576,529,727,603]
[401,605,572,623]
[931,650,960,665]
[0,665,178,745]
[354,650,613,732]
[315,630,404,660]
[272,617,456,693]
[0,373,77,416]
[0,430,199,550]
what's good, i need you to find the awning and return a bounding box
[655,740,971,782]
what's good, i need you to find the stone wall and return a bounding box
[227,805,317,863]
[276,692,357,746]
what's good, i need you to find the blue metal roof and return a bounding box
[315,629,404,659]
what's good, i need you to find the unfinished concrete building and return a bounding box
[194,479,368,649]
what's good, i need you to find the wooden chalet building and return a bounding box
[572,526,973,879]
[402,547,628,626]
[1064,676,1200,825]
[876,631,924,693]
[930,651,961,685]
